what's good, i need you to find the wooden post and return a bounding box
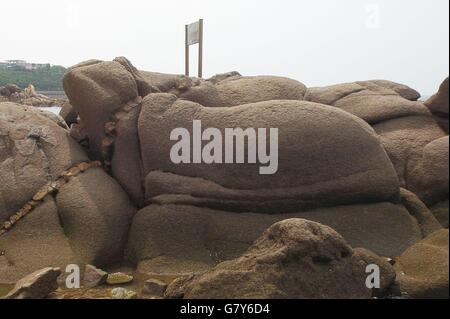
[198,19,203,78]
[185,24,189,76]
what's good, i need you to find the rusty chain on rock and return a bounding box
[0,161,103,238]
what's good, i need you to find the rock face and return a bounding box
[164,219,391,299]
[0,102,87,223]
[63,59,139,159]
[63,59,402,213]
[4,267,60,299]
[139,95,399,212]
[0,102,136,281]
[395,230,449,299]
[55,167,136,266]
[1,57,439,299]
[83,265,107,288]
[399,188,443,237]
[179,75,307,107]
[59,101,78,126]
[407,136,449,206]
[431,200,449,229]
[126,203,421,275]
[425,77,449,133]
[143,279,167,296]
[305,80,447,188]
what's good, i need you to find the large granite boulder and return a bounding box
[0,102,136,282]
[179,75,307,107]
[164,219,393,299]
[425,77,449,133]
[0,102,88,223]
[406,136,449,206]
[63,59,139,160]
[0,198,76,283]
[138,94,400,212]
[126,203,421,275]
[55,167,136,266]
[395,229,449,299]
[305,80,447,189]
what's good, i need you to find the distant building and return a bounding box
[0,60,50,70]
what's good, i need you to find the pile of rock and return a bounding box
[0,56,448,299]
[0,83,65,107]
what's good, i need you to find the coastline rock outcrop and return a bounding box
[164,219,393,299]
[126,203,421,275]
[2,56,447,299]
[0,84,65,107]
[305,80,448,224]
[395,229,449,299]
[139,95,400,213]
[425,77,449,133]
[0,102,136,282]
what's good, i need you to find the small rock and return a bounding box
[4,267,61,299]
[110,287,137,299]
[106,272,133,285]
[83,265,108,288]
[78,162,91,172]
[142,279,167,296]
[32,185,51,201]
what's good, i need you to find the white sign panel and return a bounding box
[187,21,200,45]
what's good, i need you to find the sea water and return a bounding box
[39,106,62,115]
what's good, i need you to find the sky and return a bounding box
[1,0,448,94]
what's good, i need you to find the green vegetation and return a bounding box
[0,65,66,91]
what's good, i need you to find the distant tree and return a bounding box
[0,65,66,91]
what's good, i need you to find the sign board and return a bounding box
[185,19,203,78]
[187,21,200,45]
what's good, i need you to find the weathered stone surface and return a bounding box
[59,101,78,126]
[0,102,88,223]
[126,203,421,276]
[305,80,426,124]
[142,278,167,296]
[111,104,145,206]
[55,167,136,267]
[63,60,139,159]
[431,200,449,229]
[35,109,69,130]
[425,77,449,133]
[406,136,449,206]
[400,188,443,237]
[0,198,77,283]
[179,76,306,107]
[106,272,133,285]
[305,80,446,188]
[373,115,446,186]
[395,229,449,299]
[165,219,374,299]
[139,95,399,213]
[83,264,108,288]
[4,267,61,299]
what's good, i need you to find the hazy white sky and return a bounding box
[1,0,448,94]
